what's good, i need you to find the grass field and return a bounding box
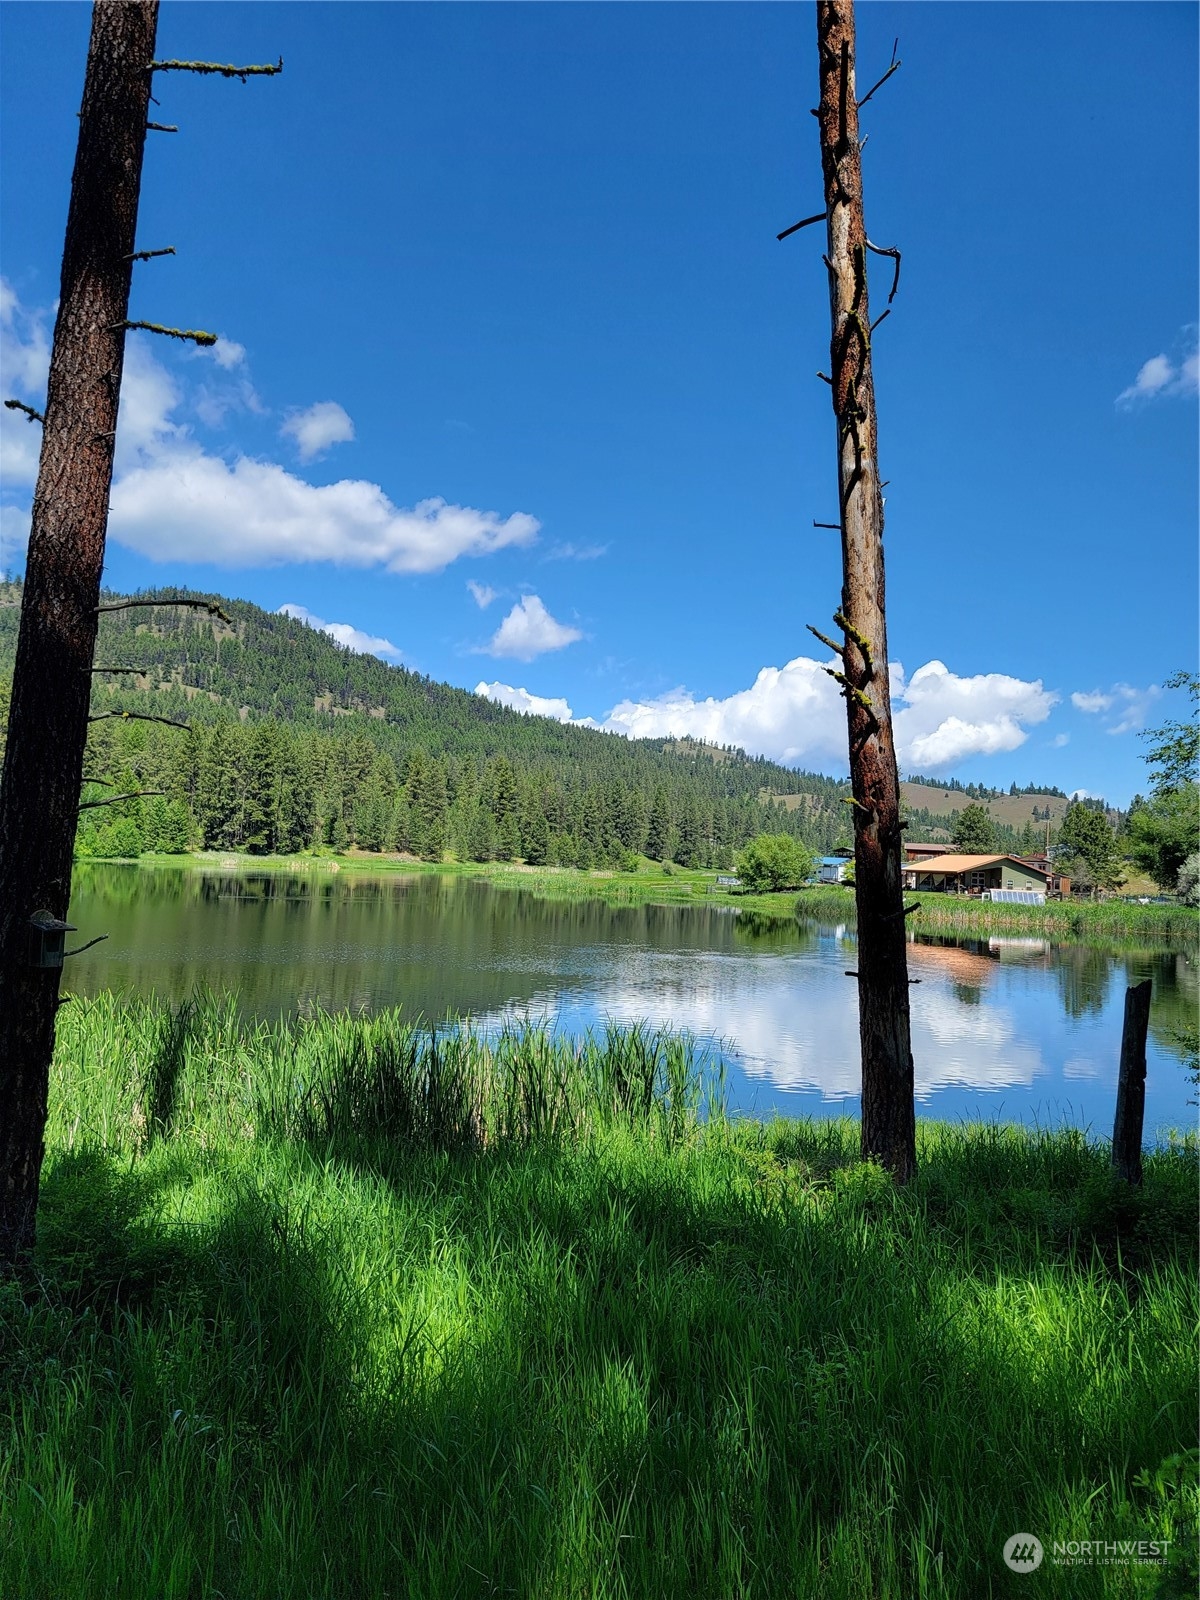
[3,995,1196,1599]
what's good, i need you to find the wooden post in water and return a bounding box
[1111,979,1152,1185]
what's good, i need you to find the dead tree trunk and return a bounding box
[0,0,159,1268]
[815,0,915,1181]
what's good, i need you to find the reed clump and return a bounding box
[2,993,1195,1600]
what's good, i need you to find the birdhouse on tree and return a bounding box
[28,910,76,970]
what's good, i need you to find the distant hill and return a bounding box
[900,781,1073,836]
[0,582,851,864]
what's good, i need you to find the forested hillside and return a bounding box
[0,583,852,866]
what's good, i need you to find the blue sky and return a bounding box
[1,2,1195,805]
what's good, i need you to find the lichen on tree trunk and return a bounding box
[814,0,916,1181]
[0,0,159,1267]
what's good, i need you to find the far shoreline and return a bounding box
[71,850,1199,944]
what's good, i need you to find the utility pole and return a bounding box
[0,2,279,1268]
[805,0,915,1180]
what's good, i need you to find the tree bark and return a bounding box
[0,0,159,1268]
[814,0,916,1181]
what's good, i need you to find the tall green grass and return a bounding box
[2,994,1196,1599]
[791,885,1199,944]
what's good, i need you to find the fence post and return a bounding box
[1112,979,1152,1185]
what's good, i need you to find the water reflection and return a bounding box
[66,864,1196,1131]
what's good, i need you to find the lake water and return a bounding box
[65,864,1197,1136]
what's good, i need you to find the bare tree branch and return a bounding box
[148,56,282,81]
[776,210,827,242]
[4,399,43,425]
[807,624,843,654]
[87,711,191,732]
[125,246,175,261]
[78,789,166,810]
[116,319,216,347]
[865,239,901,304]
[856,38,901,109]
[96,596,232,622]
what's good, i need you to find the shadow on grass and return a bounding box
[7,1118,1197,1600]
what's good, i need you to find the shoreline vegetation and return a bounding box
[5,994,1196,1598]
[79,849,1200,944]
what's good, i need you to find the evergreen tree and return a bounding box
[951,802,997,854]
[646,786,673,860]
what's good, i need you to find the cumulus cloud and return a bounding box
[281,400,355,461]
[892,660,1057,768]
[111,452,538,573]
[0,283,540,578]
[484,595,582,661]
[1071,681,1160,736]
[278,603,402,661]
[474,681,576,722]
[1116,334,1199,406]
[467,580,498,609]
[602,657,847,764]
[480,653,1058,771]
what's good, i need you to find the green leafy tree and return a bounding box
[1127,674,1200,893]
[735,833,814,892]
[1057,801,1124,894]
[1176,852,1200,908]
[951,802,996,854]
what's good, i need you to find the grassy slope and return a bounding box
[899,782,1075,832]
[1,996,1196,1600]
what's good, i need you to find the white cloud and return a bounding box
[484,594,582,661]
[1071,690,1113,714]
[0,405,41,488]
[113,339,186,473]
[601,657,846,763]
[1051,732,1070,748]
[0,283,541,579]
[0,503,31,569]
[1116,334,1199,406]
[474,681,576,722]
[0,279,51,489]
[281,400,355,461]
[209,338,246,371]
[467,580,498,609]
[0,278,49,393]
[893,660,1057,768]
[1071,681,1160,736]
[111,451,539,573]
[544,541,609,562]
[480,653,1057,772]
[278,603,402,661]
